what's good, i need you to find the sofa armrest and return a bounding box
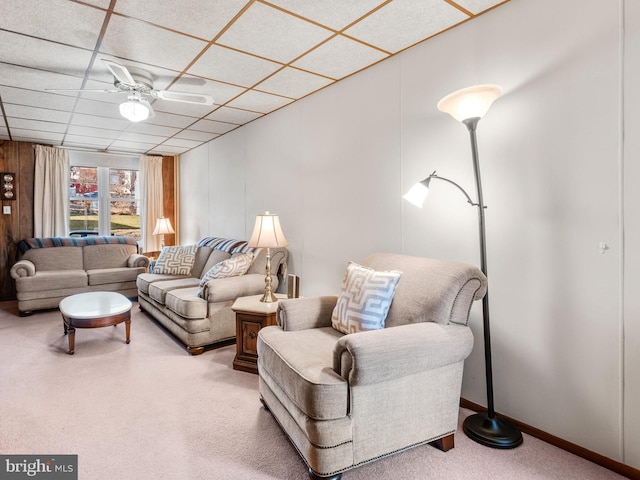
[277,296,338,331]
[333,322,473,385]
[10,260,36,279]
[206,273,276,303]
[128,254,150,269]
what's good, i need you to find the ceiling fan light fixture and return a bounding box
[119,96,149,122]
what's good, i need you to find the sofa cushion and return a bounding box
[22,247,84,271]
[331,261,402,334]
[199,250,232,277]
[83,243,138,270]
[153,245,197,275]
[16,270,88,292]
[257,326,348,420]
[165,287,208,319]
[136,273,188,294]
[87,267,146,286]
[196,253,254,298]
[149,277,202,304]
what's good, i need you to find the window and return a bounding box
[69,153,140,240]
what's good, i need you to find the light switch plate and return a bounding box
[3,206,11,214]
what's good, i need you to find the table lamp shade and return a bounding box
[248,212,288,248]
[153,217,175,236]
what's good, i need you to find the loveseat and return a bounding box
[136,237,288,355]
[10,236,149,316]
[257,253,487,479]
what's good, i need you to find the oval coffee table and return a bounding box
[59,292,132,355]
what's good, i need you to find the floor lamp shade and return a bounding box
[437,84,503,122]
[248,212,288,303]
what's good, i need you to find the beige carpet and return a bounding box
[0,301,626,480]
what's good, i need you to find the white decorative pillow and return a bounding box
[196,253,254,299]
[153,245,197,275]
[331,261,402,334]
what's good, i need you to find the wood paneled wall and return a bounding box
[0,142,177,301]
[0,141,35,301]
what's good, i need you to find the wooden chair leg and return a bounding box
[430,433,455,452]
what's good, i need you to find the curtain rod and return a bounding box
[32,143,164,159]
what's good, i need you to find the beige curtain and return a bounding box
[34,145,70,237]
[140,155,164,253]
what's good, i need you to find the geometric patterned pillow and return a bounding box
[152,245,197,275]
[331,261,402,335]
[196,253,254,299]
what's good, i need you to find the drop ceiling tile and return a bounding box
[71,112,130,130]
[227,90,294,114]
[99,15,208,71]
[188,45,281,87]
[205,106,262,124]
[189,119,238,134]
[11,130,65,143]
[0,87,77,110]
[66,125,122,139]
[3,104,71,124]
[7,118,68,133]
[165,76,245,106]
[0,31,93,77]
[255,67,333,98]
[0,0,107,49]
[266,0,387,30]
[117,131,168,144]
[217,2,333,64]
[292,36,388,79]
[126,123,181,137]
[174,130,221,142]
[78,0,112,8]
[146,111,198,129]
[64,135,113,149]
[113,0,249,41]
[454,0,506,14]
[151,100,215,118]
[74,99,123,118]
[111,140,159,151]
[344,0,469,54]
[147,145,189,155]
[162,138,203,149]
[0,64,83,92]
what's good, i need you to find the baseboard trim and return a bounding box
[460,398,640,480]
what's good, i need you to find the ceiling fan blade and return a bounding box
[45,88,121,93]
[156,90,214,105]
[103,59,137,87]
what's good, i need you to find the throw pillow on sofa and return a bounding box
[331,261,402,334]
[196,253,254,298]
[153,245,197,275]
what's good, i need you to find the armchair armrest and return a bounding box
[128,254,150,268]
[277,296,338,331]
[206,273,275,303]
[333,322,473,385]
[10,260,36,279]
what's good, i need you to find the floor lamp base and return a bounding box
[463,412,523,449]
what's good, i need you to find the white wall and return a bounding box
[180,0,639,469]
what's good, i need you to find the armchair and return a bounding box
[257,253,487,479]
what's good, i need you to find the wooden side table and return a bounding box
[232,294,285,374]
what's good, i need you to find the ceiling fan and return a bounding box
[47,59,214,122]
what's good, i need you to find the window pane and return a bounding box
[111,201,140,240]
[70,201,98,233]
[110,169,137,199]
[70,166,99,235]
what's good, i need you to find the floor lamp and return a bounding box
[404,84,523,449]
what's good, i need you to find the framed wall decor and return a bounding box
[1,173,16,201]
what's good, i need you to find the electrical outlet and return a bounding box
[3,206,11,215]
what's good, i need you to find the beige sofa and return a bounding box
[11,236,149,316]
[257,253,487,479]
[136,237,288,355]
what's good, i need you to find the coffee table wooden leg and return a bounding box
[67,326,76,355]
[125,318,131,344]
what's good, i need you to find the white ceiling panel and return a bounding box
[292,36,389,80]
[255,67,333,99]
[0,0,509,155]
[265,0,388,30]
[226,90,294,113]
[217,2,334,64]
[344,0,469,53]
[206,107,262,125]
[0,0,106,49]
[113,0,249,41]
[188,45,282,87]
[99,15,208,71]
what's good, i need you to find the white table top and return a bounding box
[59,292,132,318]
